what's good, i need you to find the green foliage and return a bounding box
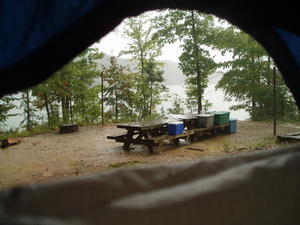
[168,94,185,114]
[0,95,16,129]
[215,27,299,121]
[203,99,213,112]
[31,48,104,126]
[222,141,232,153]
[18,89,39,131]
[222,140,238,153]
[119,14,163,62]
[249,137,276,150]
[143,58,167,116]
[31,78,61,127]
[0,123,54,140]
[102,56,136,122]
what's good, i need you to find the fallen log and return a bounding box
[1,138,22,148]
[187,147,204,151]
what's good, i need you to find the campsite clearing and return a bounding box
[0,121,299,190]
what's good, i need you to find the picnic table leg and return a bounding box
[173,138,180,146]
[185,135,191,144]
[144,131,154,153]
[147,144,154,153]
[123,129,134,151]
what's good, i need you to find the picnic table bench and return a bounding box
[107,116,229,153]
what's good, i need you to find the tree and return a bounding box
[155,10,218,113]
[52,48,103,124]
[215,26,299,120]
[143,58,166,116]
[31,48,104,125]
[19,89,37,131]
[120,13,164,118]
[0,95,15,129]
[168,94,185,114]
[32,80,60,127]
[102,56,136,122]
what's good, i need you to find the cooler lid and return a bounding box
[197,114,214,117]
[213,111,230,115]
[168,121,183,125]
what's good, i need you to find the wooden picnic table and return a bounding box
[108,118,177,153]
[108,115,230,153]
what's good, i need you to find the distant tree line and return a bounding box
[0,9,299,132]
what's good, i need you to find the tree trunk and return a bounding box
[101,72,104,126]
[44,94,50,126]
[115,93,118,123]
[251,98,256,120]
[191,10,202,113]
[149,82,153,116]
[141,52,147,118]
[137,30,146,119]
[69,97,73,123]
[61,97,69,123]
[79,98,88,124]
[25,90,31,131]
[267,55,272,86]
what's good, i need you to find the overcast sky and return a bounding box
[95,30,231,63]
[94,11,232,63]
[94,26,183,62]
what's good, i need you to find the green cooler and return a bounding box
[209,111,230,125]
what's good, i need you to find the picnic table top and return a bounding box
[117,118,176,130]
[165,114,215,120]
[117,115,202,131]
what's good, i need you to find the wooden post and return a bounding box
[101,72,104,126]
[273,66,277,136]
[25,89,31,131]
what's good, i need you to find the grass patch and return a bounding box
[107,160,147,169]
[222,137,277,153]
[222,140,237,153]
[0,124,58,140]
[69,160,85,168]
[249,137,277,150]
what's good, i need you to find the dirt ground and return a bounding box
[0,121,299,190]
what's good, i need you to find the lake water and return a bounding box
[3,74,249,130]
[158,85,249,120]
[161,84,249,120]
[161,73,249,120]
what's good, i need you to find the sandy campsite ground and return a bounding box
[0,121,299,190]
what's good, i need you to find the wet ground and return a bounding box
[0,121,299,190]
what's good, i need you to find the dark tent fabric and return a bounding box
[0,1,300,224]
[0,0,105,68]
[1,145,300,225]
[275,27,300,67]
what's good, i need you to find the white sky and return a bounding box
[94,11,232,63]
[94,26,183,62]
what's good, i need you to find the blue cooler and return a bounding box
[167,122,184,135]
